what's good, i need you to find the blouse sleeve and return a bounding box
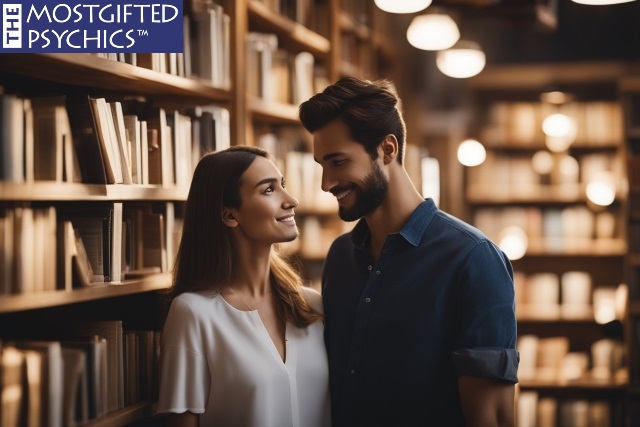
[451,240,519,384]
[157,295,210,414]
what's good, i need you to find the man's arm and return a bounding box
[458,376,515,427]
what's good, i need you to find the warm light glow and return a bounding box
[593,288,617,325]
[543,113,576,152]
[498,226,528,260]
[407,11,459,51]
[572,0,635,4]
[436,40,486,78]
[457,139,486,167]
[531,150,553,175]
[586,171,616,206]
[559,155,579,178]
[375,0,432,13]
[542,113,574,138]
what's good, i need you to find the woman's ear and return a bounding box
[379,135,398,165]
[222,208,239,228]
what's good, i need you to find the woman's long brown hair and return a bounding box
[170,146,322,327]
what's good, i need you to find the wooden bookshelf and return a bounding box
[464,74,630,425]
[0,54,231,104]
[0,182,189,202]
[0,274,171,314]
[0,2,397,425]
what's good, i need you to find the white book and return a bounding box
[108,102,133,185]
[123,115,142,184]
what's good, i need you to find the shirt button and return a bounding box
[365,297,371,303]
[349,369,356,375]
[367,265,373,271]
[375,270,381,275]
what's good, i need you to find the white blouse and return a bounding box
[157,287,331,427]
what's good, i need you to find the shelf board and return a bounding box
[338,11,370,40]
[517,306,596,323]
[619,76,640,93]
[516,238,626,258]
[0,182,189,201]
[519,377,627,392]
[248,1,330,58]
[482,141,622,152]
[248,96,300,123]
[0,54,230,103]
[0,274,171,313]
[468,60,640,90]
[467,188,583,205]
[86,401,153,427]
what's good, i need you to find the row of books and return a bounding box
[0,93,230,186]
[481,101,624,147]
[517,393,614,427]
[518,335,625,383]
[247,32,319,106]
[467,152,624,199]
[474,206,620,247]
[514,271,627,322]
[0,321,159,427]
[92,2,231,90]
[1,202,181,295]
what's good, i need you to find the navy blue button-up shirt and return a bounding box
[322,199,518,427]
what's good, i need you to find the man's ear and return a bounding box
[379,135,398,165]
[222,208,239,228]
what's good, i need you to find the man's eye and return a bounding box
[333,159,346,167]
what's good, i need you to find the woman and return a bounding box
[157,146,331,427]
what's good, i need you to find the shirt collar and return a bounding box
[350,198,437,249]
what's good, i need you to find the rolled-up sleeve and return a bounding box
[453,240,519,383]
[157,297,210,413]
[452,348,519,383]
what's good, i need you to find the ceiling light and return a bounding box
[374,0,432,13]
[407,9,459,51]
[436,40,486,78]
[572,0,636,5]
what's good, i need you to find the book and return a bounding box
[1,345,27,427]
[61,348,88,427]
[64,94,108,184]
[14,341,63,427]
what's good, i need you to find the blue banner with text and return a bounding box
[1,0,183,53]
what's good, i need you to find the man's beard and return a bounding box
[338,161,388,222]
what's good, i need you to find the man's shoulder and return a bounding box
[432,209,489,245]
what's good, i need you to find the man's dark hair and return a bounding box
[298,77,406,164]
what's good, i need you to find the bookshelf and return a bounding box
[465,65,630,426]
[0,1,396,425]
[621,75,640,426]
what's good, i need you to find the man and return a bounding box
[299,77,518,427]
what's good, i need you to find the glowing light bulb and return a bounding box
[407,11,459,51]
[374,0,432,13]
[457,139,486,167]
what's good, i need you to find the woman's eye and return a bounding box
[263,186,274,194]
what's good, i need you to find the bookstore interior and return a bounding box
[1,0,640,425]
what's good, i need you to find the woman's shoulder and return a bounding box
[170,290,219,312]
[299,285,323,313]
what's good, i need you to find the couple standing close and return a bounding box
[156,77,519,427]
